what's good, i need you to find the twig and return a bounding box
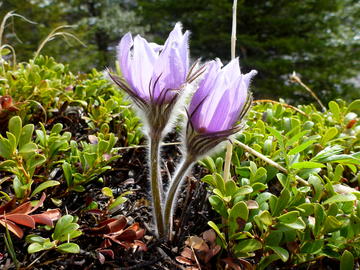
[223,0,238,183]
[290,72,326,112]
[117,141,181,151]
[231,0,238,60]
[233,139,309,186]
[253,99,307,116]
[25,250,49,269]
[34,25,85,60]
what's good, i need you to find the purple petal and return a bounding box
[178,30,190,75]
[206,89,232,132]
[149,42,163,53]
[152,45,184,102]
[131,35,157,99]
[189,59,222,115]
[198,74,227,129]
[221,58,241,83]
[117,32,133,87]
[243,70,258,88]
[163,22,183,49]
[151,23,189,102]
[226,77,249,127]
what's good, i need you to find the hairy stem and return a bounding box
[149,133,165,238]
[164,155,195,240]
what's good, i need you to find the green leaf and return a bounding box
[276,173,288,188]
[251,182,268,194]
[300,240,324,254]
[321,127,338,145]
[234,239,262,254]
[51,123,63,134]
[225,180,238,197]
[13,176,25,199]
[72,185,85,192]
[53,215,74,240]
[288,140,316,155]
[57,243,80,253]
[214,173,226,194]
[323,216,342,233]
[340,250,354,270]
[109,196,127,210]
[271,188,290,216]
[27,154,46,170]
[98,140,109,155]
[207,221,227,248]
[347,99,360,113]
[54,223,80,242]
[314,204,325,236]
[19,142,38,154]
[234,185,253,196]
[201,175,216,187]
[8,116,22,146]
[83,152,97,168]
[291,161,325,169]
[101,187,113,198]
[329,101,341,121]
[35,129,46,146]
[277,211,299,224]
[0,138,12,159]
[28,243,46,253]
[258,210,273,226]
[62,162,73,187]
[199,156,216,173]
[25,235,47,244]
[215,157,224,173]
[296,203,314,216]
[285,130,309,147]
[267,246,289,262]
[323,194,356,204]
[283,217,306,230]
[309,174,323,202]
[0,160,16,170]
[30,180,60,198]
[209,195,228,218]
[229,201,248,236]
[19,124,34,149]
[258,254,280,270]
[6,132,17,154]
[266,126,283,146]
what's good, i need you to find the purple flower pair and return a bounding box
[109,23,257,239]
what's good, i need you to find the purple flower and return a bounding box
[185,58,256,157]
[189,58,257,134]
[114,22,190,104]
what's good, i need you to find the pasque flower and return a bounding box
[164,58,257,238]
[108,23,203,238]
[186,58,257,157]
[109,22,197,131]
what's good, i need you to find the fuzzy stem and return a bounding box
[164,155,195,240]
[149,132,165,238]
